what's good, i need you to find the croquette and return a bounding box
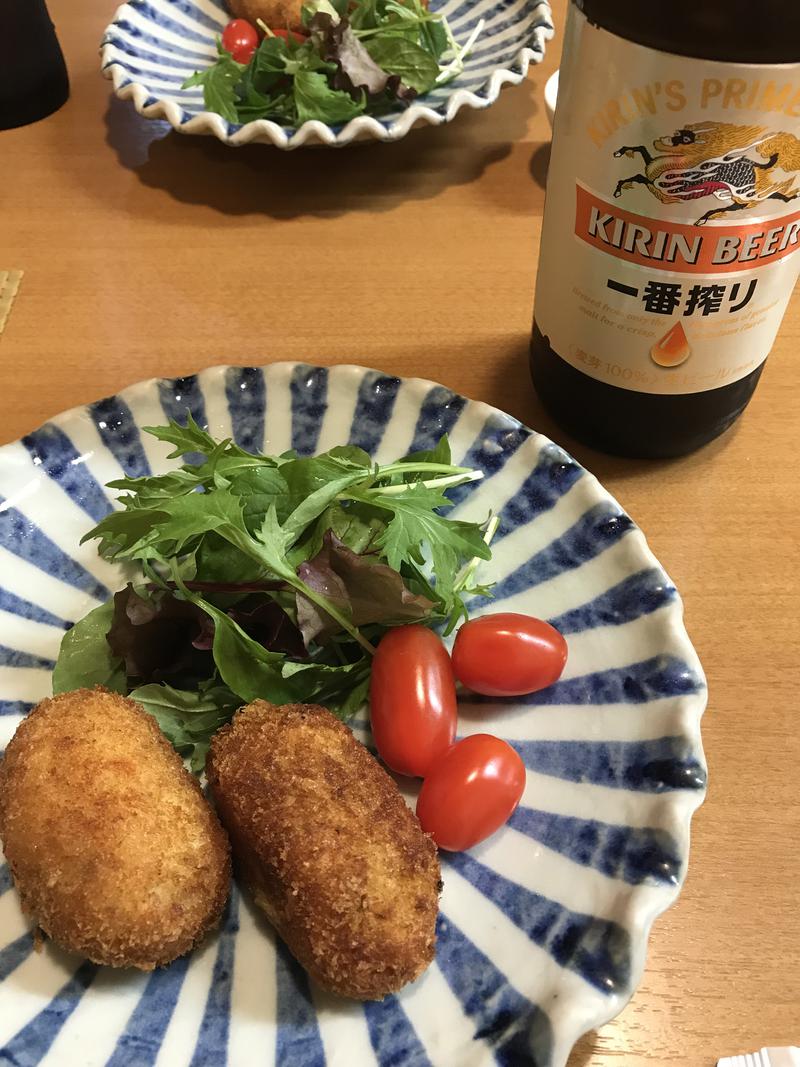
[0,688,231,970]
[207,701,440,1000]
[227,0,305,34]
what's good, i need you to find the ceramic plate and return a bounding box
[100,0,553,148]
[0,362,707,1066]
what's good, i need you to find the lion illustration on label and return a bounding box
[612,121,800,225]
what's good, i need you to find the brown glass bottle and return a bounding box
[530,0,800,458]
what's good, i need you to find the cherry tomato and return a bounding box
[272,27,308,42]
[221,19,258,63]
[369,625,457,778]
[451,612,567,697]
[416,734,525,851]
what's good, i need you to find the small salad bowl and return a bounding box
[100,0,553,149]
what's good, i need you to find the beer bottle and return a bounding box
[530,0,800,457]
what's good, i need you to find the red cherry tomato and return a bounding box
[221,19,258,63]
[272,27,308,42]
[369,625,457,778]
[451,612,567,697]
[416,734,525,851]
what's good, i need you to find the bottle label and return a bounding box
[535,8,800,394]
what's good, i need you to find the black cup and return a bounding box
[0,0,69,131]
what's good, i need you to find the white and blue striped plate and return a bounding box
[100,0,553,148]
[0,362,707,1066]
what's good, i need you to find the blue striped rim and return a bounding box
[459,654,703,709]
[157,374,208,466]
[447,413,531,509]
[441,0,502,25]
[466,38,537,71]
[0,589,70,629]
[363,996,431,1066]
[0,865,12,896]
[111,19,214,61]
[102,35,202,71]
[127,0,218,43]
[509,807,682,886]
[446,851,631,994]
[407,386,467,454]
[0,959,98,1064]
[548,569,675,635]
[494,443,583,540]
[0,701,34,717]
[0,646,55,670]
[471,502,635,607]
[494,1014,554,1067]
[224,368,266,456]
[105,956,190,1067]
[290,365,329,457]
[0,932,35,984]
[188,891,239,1067]
[511,735,707,791]
[466,10,547,59]
[105,66,203,101]
[0,499,110,600]
[88,397,152,478]
[142,0,223,33]
[457,12,536,47]
[347,372,402,455]
[105,59,196,86]
[274,940,325,1065]
[435,915,553,1065]
[22,425,113,524]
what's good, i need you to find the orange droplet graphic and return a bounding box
[651,321,691,367]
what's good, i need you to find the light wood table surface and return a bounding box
[2,0,799,1063]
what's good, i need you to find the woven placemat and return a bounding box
[0,270,23,336]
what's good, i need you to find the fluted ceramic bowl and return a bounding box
[100,0,553,148]
[0,363,707,1066]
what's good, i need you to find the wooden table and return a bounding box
[2,1,799,1063]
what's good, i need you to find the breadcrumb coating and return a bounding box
[227,0,305,34]
[207,700,440,1000]
[0,688,230,970]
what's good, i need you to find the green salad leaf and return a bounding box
[193,597,301,706]
[183,44,246,124]
[294,70,366,124]
[128,682,240,772]
[296,530,433,644]
[363,35,439,93]
[54,420,495,769]
[52,599,126,695]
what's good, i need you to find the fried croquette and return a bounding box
[0,688,231,970]
[227,0,305,34]
[207,701,440,1000]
